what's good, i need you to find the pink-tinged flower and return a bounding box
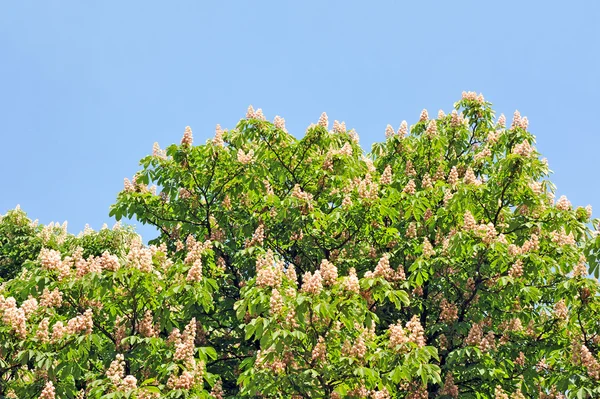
[291,184,315,210]
[301,270,323,295]
[210,379,224,399]
[462,91,475,101]
[385,124,395,138]
[343,268,360,293]
[285,265,298,285]
[511,110,521,129]
[398,120,408,136]
[466,322,495,352]
[419,109,429,122]
[237,148,254,164]
[555,195,571,211]
[474,147,492,161]
[371,388,391,399]
[318,112,328,128]
[348,386,370,398]
[21,296,38,319]
[373,253,393,280]
[529,181,543,195]
[348,129,359,142]
[342,194,353,209]
[273,116,286,131]
[256,250,284,288]
[406,315,426,347]
[421,173,433,189]
[152,142,166,159]
[1,296,26,338]
[127,239,153,273]
[139,310,157,338]
[515,351,526,367]
[39,381,55,399]
[246,224,265,247]
[572,339,600,379]
[319,259,338,286]
[121,375,137,390]
[406,222,417,238]
[426,120,437,138]
[255,108,265,121]
[422,238,434,258]
[508,260,524,278]
[512,140,533,157]
[447,166,459,186]
[311,336,327,362]
[357,173,379,201]
[463,211,477,231]
[66,309,93,335]
[573,255,587,278]
[107,354,125,385]
[184,235,212,266]
[380,165,393,185]
[389,319,412,352]
[186,259,203,282]
[39,248,62,271]
[439,298,458,323]
[554,299,568,320]
[36,318,50,343]
[494,386,509,399]
[497,114,506,127]
[213,124,224,146]
[440,373,459,398]
[438,109,446,119]
[269,288,283,315]
[333,120,346,133]
[99,251,120,272]
[174,318,197,362]
[336,142,353,157]
[246,105,256,119]
[463,167,481,186]
[450,110,461,126]
[51,321,66,342]
[181,126,193,146]
[403,179,416,195]
[477,222,497,245]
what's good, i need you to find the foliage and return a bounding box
[0,226,219,398]
[2,93,600,398]
[0,208,136,281]
[0,207,42,281]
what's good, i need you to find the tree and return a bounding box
[1,92,599,398]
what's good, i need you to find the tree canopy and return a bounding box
[2,92,600,398]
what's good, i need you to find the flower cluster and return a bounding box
[319,259,337,286]
[301,270,323,295]
[181,126,193,146]
[0,295,26,338]
[380,165,393,185]
[389,315,426,351]
[572,340,600,379]
[237,148,254,164]
[465,322,496,352]
[256,250,284,288]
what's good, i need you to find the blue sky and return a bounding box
[1,1,598,241]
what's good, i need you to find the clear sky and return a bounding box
[1,1,599,241]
